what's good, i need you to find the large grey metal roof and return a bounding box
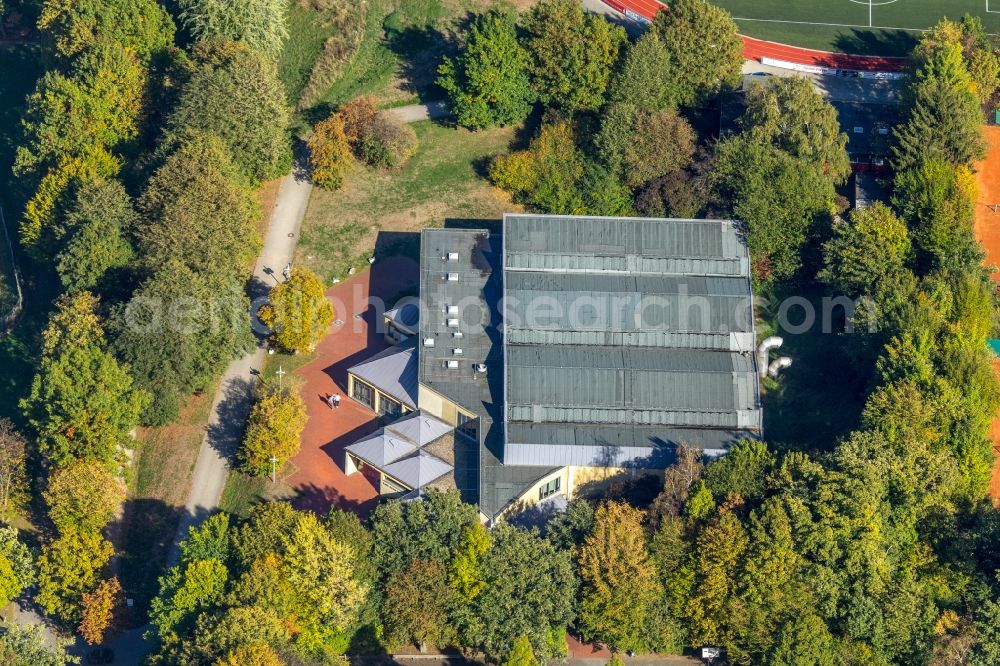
[347,339,418,409]
[503,214,750,277]
[502,214,762,472]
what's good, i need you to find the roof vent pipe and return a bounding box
[768,357,793,378]
[757,336,783,376]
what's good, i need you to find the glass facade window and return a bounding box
[378,395,402,419]
[456,411,478,440]
[351,379,374,409]
[539,477,561,501]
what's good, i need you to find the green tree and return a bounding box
[712,136,833,282]
[503,636,539,666]
[652,0,743,106]
[231,501,299,568]
[0,420,29,520]
[464,524,576,661]
[43,460,125,534]
[894,76,985,172]
[769,612,836,666]
[36,531,113,624]
[111,260,254,425]
[15,40,145,176]
[577,502,662,652]
[384,558,454,650]
[489,120,585,214]
[607,31,675,112]
[684,508,748,648]
[138,131,261,285]
[0,623,77,666]
[741,77,850,183]
[19,146,120,259]
[239,386,308,476]
[177,0,288,59]
[0,527,34,608]
[165,40,291,182]
[179,513,231,566]
[623,109,696,188]
[819,202,911,296]
[149,558,229,645]
[370,490,479,582]
[523,0,625,112]
[308,114,354,190]
[260,266,333,353]
[21,292,149,466]
[55,180,135,293]
[38,0,175,61]
[893,160,979,271]
[438,10,533,129]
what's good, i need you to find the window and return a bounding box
[378,395,401,419]
[351,379,374,409]
[539,477,561,501]
[456,412,478,440]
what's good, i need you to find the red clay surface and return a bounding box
[600,0,905,72]
[974,126,1000,505]
[287,256,420,517]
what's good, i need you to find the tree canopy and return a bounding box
[177,0,288,59]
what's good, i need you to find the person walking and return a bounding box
[324,394,335,410]
[333,393,341,408]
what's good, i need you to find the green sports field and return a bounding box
[710,0,1000,56]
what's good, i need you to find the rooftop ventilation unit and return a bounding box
[444,360,459,369]
[446,305,459,314]
[446,252,459,261]
[446,272,459,281]
[447,319,459,328]
[853,126,864,134]
[475,363,487,373]
[423,338,434,347]
[453,348,463,355]
[453,331,463,338]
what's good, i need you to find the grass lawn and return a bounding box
[296,120,521,282]
[117,389,217,621]
[711,0,1000,55]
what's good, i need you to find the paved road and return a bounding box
[742,60,903,104]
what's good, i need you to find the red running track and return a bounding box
[603,0,906,73]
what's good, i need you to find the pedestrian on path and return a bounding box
[324,394,335,409]
[333,393,341,408]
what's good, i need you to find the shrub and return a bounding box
[357,112,418,168]
[240,385,308,477]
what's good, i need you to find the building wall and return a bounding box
[417,384,475,426]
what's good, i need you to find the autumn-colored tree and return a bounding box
[489,120,585,214]
[449,522,490,604]
[239,385,308,476]
[384,558,454,650]
[503,635,539,666]
[280,512,367,630]
[624,109,696,188]
[338,96,378,146]
[577,502,662,652]
[259,266,334,353]
[0,420,28,520]
[214,643,285,666]
[36,531,113,624]
[44,460,125,534]
[308,114,354,190]
[78,576,123,645]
